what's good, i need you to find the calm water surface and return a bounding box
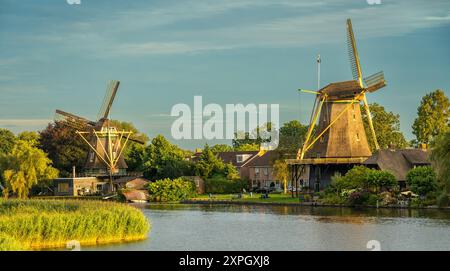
[85,204,450,251]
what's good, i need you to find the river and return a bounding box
[84,204,450,251]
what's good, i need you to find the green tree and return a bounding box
[406,166,438,196]
[273,159,288,193]
[278,120,308,157]
[17,131,39,146]
[361,103,408,151]
[412,90,450,145]
[366,170,397,193]
[195,144,225,178]
[0,140,58,198]
[210,144,233,153]
[0,129,16,155]
[143,135,192,179]
[232,122,275,150]
[430,132,450,192]
[39,121,89,177]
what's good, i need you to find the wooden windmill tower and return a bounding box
[287,19,387,192]
[55,80,145,192]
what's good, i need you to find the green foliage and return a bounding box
[147,178,196,202]
[233,143,259,151]
[361,103,409,151]
[205,174,248,194]
[326,166,397,206]
[1,140,58,199]
[144,135,193,179]
[232,122,275,150]
[195,144,225,178]
[412,89,450,145]
[0,128,16,155]
[17,131,39,146]
[125,143,146,172]
[210,144,233,153]
[436,192,449,207]
[0,233,23,251]
[331,166,372,192]
[39,121,89,177]
[278,120,308,156]
[367,170,397,193]
[430,131,450,192]
[406,166,438,196]
[0,199,150,249]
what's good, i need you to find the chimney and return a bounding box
[420,143,427,151]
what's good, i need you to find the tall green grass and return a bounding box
[0,199,150,250]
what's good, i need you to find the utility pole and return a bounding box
[317,54,321,90]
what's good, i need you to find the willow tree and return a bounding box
[1,140,58,199]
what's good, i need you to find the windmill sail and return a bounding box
[97,80,120,121]
[55,109,95,130]
[346,18,363,87]
[364,71,386,92]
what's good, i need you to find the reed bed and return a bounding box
[0,199,150,250]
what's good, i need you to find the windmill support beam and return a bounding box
[362,94,380,150]
[298,95,326,159]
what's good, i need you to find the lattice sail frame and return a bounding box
[76,127,133,174]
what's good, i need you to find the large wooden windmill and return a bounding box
[55,80,144,192]
[287,18,387,192]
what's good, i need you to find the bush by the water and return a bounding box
[322,166,397,206]
[147,177,196,202]
[0,199,150,249]
[406,166,438,196]
[205,174,248,194]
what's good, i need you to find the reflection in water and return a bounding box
[83,204,450,251]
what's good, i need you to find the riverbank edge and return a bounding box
[180,199,450,210]
[27,234,148,250]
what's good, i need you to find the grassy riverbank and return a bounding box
[0,199,150,250]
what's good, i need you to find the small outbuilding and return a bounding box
[363,148,431,189]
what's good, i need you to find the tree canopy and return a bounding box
[143,135,193,179]
[361,103,408,151]
[39,121,89,177]
[412,89,449,145]
[0,140,58,198]
[277,120,308,157]
[430,131,450,192]
[0,129,16,155]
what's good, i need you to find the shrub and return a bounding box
[347,190,370,206]
[406,166,438,196]
[437,192,449,207]
[205,174,248,194]
[367,170,397,192]
[331,166,372,192]
[147,178,196,202]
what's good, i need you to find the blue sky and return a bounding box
[0,0,449,149]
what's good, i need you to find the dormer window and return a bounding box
[236,154,251,163]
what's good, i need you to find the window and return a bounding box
[356,133,360,142]
[58,183,69,193]
[255,168,260,176]
[236,155,243,163]
[263,168,269,176]
[89,152,95,162]
[352,104,356,121]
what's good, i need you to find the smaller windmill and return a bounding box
[55,80,145,192]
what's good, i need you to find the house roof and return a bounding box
[363,149,430,181]
[217,151,259,167]
[245,151,279,167]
